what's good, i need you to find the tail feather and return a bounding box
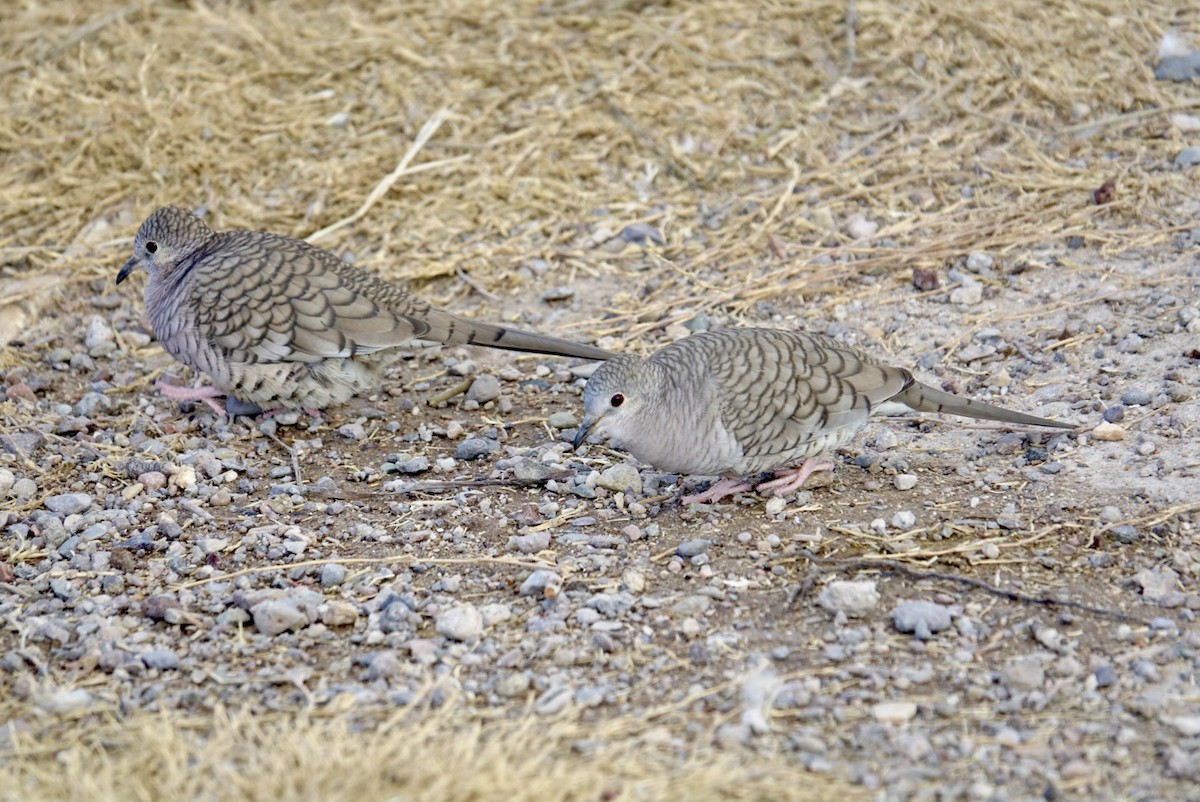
[441,314,617,361]
[897,380,1074,429]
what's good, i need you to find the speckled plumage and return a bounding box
[117,206,615,413]
[573,328,1073,502]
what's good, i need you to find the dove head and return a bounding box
[572,355,660,450]
[116,206,214,285]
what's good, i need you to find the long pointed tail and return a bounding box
[443,315,617,361]
[897,380,1074,429]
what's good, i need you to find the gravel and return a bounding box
[2,244,1197,801]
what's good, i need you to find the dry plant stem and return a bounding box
[779,549,1145,624]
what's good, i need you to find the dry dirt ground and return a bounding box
[2,1,1199,800]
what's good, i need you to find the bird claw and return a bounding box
[681,477,754,505]
[754,459,836,496]
[154,379,227,416]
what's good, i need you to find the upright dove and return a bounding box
[116,206,616,416]
[573,328,1074,504]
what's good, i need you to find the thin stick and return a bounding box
[307,108,451,244]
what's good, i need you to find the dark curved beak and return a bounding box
[572,414,599,450]
[115,256,138,285]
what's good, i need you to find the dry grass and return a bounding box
[2,0,1199,798]
[1,699,860,802]
[2,0,1196,337]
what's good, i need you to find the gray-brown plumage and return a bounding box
[573,328,1074,504]
[116,205,616,415]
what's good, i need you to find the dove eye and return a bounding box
[145,241,158,254]
[610,393,624,408]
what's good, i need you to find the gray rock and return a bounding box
[669,594,712,616]
[547,411,577,429]
[394,456,431,474]
[1004,655,1045,690]
[335,422,366,440]
[1175,146,1200,169]
[1,432,44,458]
[1120,389,1151,406]
[141,649,181,670]
[44,492,92,516]
[519,569,562,597]
[456,437,499,461]
[366,650,401,681]
[319,563,347,587]
[466,374,501,404]
[251,599,311,636]
[1156,53,1200,81]
[892,600,952,639]
[12,477,37,500]
[675,539,711,558]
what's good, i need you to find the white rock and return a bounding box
[764,496,787,516]
[318,601,358,627]
[36,688,94,715]
[85,315,116,356]
[818,580,881,617]
[846,215,879,239]
[951,285,982,305]
[436,604,484,642]
[479,603,512,627]
[171,466,197,491]
[251,599,310,636]
[1004,655,1045,690]
[894,474,918,491]
[1093,422,1125,441]
[873,701,918,724]
[597,464,641,494]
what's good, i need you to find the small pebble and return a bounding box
[891,510,916,529]
[597,464,641,494]
[466,374,501,404]
[1120,389,1151,406]
[319,563,347,587]
[892,600,952,640]
[1092,422,1125,441]
[817,580,880,617]
[141,649,181,670]
[893,474,918,491]
[873,701,918,724]
[455,437,499,460]
[676,539,711,558]
[251,599,311,636]
[436,605,482,643]
[547,411,577,429]
[44,493,92,516]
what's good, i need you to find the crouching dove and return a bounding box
[116,205,615,416]
[572,328,1074,504]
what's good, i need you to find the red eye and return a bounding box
[610,393,624,408]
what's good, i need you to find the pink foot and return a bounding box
[155,379,226,416]
[754,458,836,497]
[682,477,755,505]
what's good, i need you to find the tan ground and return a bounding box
[2,1,1199,800]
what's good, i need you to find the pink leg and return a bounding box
[682,477,755,505]
[754,458,836,497]
[155,379,227,416]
